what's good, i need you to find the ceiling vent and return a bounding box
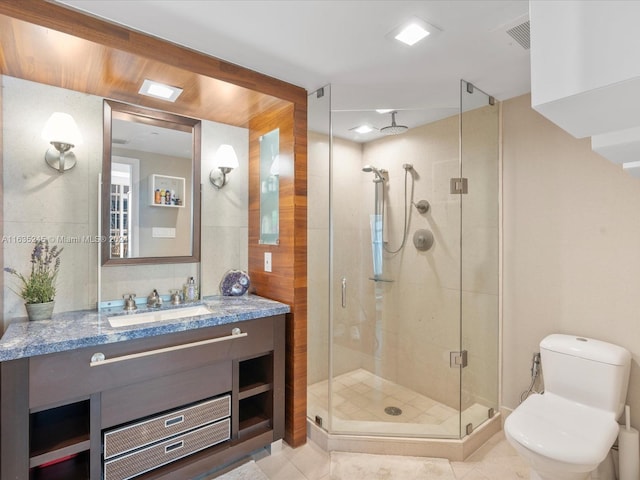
[506,20,530,50]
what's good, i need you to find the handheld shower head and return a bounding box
[362,165,386,182]
[380,111,408,136]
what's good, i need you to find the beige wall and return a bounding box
[502,94,640,427]
[2,75,249,324]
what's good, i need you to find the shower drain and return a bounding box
[384,406,403,416]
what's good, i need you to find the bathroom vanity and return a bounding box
[0,295,288,480]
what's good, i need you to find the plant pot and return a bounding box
[25,301,55,321]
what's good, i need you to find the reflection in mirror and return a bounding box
[102,100,201,265]
[259,129,280,245]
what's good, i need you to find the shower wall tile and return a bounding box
[199,225,248,297]
[461,225,499,295]
[462,290,499,410]
[307,230,329,384]
[307,131,331,178]
[200,122,249,229]
[3,222,95,316]
[100,263,199,303]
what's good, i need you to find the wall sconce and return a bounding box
[209,144,239,189]
[42,112,82,173]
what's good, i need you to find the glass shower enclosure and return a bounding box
[307,81,499,440]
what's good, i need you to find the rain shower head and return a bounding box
[380,111,408,136]
[362,165,386,182]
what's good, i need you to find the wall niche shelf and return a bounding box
[149,174,185,208]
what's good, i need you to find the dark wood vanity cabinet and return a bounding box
[1,315,285,480]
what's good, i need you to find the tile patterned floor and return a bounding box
[308,369,490,437]
[250,430,530,479]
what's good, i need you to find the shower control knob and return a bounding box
[415,200,430,214]
[413,229,434,251]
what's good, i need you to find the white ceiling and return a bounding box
[57,0,531,142]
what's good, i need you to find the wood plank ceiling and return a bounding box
[0,14,291,127]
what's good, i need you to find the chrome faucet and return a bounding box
[123,294,137,311]
[147,289,162,308]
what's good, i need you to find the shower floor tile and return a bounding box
[308,369,490,437]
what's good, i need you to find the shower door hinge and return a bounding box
[450,178,468,194]
[450,350,468,368]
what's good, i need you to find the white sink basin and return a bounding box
[108,305,212,328]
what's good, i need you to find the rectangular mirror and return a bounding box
[259,128,280,245]
[102,100,201,265]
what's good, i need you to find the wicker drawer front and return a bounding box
[104,395,230,459]
[104,418,230,480]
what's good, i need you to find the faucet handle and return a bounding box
[170,289,182,305]
[123,294,137,311]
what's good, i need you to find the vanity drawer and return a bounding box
[104,394,230,459]
[101,361,231,429]
[29,317,276,409]
[104,417,230,480]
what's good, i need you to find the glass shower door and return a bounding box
[306,85,332,428]
[327,107,463,438]
[459,80,500,435]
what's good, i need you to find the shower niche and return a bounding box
[306,80,499,457]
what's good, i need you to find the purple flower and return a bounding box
[5,239,63,304]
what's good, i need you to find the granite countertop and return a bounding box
[0,295,290,362]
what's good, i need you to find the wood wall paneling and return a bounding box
[0,71,3,337]
[249,101,307,447]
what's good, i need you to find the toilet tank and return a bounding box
[540,334,631,418]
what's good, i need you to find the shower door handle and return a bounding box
[341,278,347,308]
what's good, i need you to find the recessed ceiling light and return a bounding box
[388,17,441,47]
[395,23,429,46]
[139,79,183,102]
[623,161,640,170]
[353,125,374,134]
[376,109,394,114]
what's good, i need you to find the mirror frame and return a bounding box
[101,100,201,266]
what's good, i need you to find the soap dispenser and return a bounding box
[183,277,198,303]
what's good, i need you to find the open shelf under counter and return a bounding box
[29,400,91,469]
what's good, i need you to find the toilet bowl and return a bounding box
[504,334,631,480]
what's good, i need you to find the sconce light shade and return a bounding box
[42,112,82,173]
[214,144,239,170]
[210,144,239,189]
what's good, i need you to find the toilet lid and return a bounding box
[505,393,619,465]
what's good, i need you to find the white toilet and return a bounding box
[504,334,631,480]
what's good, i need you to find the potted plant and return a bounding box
[5,239,63,321]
